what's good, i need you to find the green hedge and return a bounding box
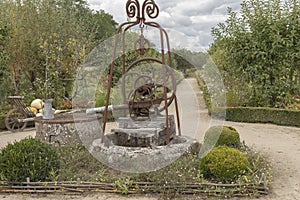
[196,75,300,127]
[213,107,300,127]
[196,76,212,113]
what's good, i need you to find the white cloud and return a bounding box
[86,0,242,51]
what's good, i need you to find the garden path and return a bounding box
[0,78,299,200]
[185,78,300,200]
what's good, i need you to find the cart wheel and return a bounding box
[5,109,28,132]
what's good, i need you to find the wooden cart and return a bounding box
[5,96,36,132]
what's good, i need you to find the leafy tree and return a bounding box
[172,49,195,73]
[0,22,11,104]
[172,49,208,75]
[210,0,300,108]
[0,0,117,107]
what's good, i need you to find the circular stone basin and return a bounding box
[35,112,102,146]
[89,135,196,173]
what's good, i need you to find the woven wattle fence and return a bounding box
[0,179,269,197]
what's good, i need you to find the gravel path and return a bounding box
[0,78,299,200]
[226,121,300,200]
[0,128,35,149]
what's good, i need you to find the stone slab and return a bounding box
[118,115,175,129]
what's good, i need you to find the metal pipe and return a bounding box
[17,118,35,123]
[86,104,128,114]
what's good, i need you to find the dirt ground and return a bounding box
[226,121,300,200]
[0,78,299,200]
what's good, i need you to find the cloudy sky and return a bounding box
[86,0,241,52]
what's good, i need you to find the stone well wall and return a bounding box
[35,113,102,146]
[109,115,176,147]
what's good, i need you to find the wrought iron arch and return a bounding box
[102,0,181,144]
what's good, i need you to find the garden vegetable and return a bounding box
[31,99,44,109]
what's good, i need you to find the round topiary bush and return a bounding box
[0,137,60,182]
[199,146,250,182]
[203,126,241,149]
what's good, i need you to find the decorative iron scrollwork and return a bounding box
[142,0,159,20]
[126,0,159,23]
[126,0,140,19]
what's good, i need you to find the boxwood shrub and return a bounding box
[199,146,250,183]
[203,126,241,149]
[0,137,60,182]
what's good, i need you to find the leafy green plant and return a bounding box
[287,95,300,110]
[203,126,242,149]
[238,146,273,186]
[95,92,106,107]
[0,137,60,182]
[113,177,137,195]
[199,146,250,183]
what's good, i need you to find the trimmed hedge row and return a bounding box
[196,75,300,127]
[196,76,212,113]
[213,107,300,127]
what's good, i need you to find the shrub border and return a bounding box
[196,76,300,127]
[214,107,300,127]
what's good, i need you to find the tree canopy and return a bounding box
[0,0,117,106]
[172,49,208,74]
[209,0,300,108]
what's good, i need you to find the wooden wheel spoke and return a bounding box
[5,109,28,132]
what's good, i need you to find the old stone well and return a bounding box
[33,0,202,173]
[72,0,198,173]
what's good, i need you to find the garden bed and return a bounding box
[0,145,271,198]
